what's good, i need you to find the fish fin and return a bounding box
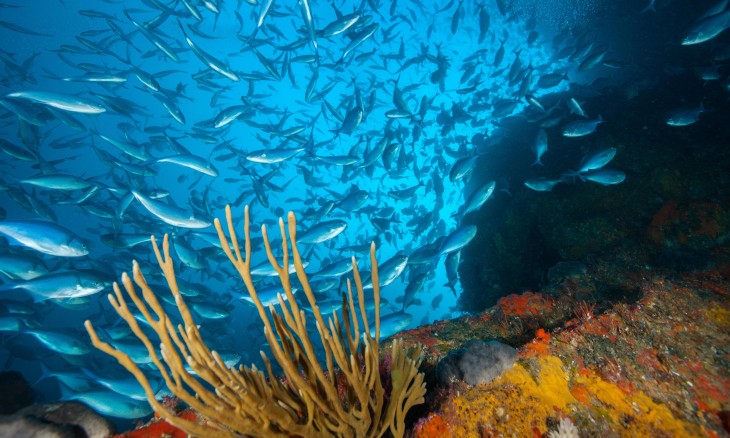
[28,291,48,303]
[639,0,655,14]
[58,381,76,401]
[33,362,53,386]
[0,282,18,293]
[443,282,457,297]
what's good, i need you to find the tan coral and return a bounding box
[84,205,426,437]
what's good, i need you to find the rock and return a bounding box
[0,401,115,438]
[435,339,517,387]
[647,200,730,249]
[0,415,77,438]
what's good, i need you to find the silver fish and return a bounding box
[298,220,347,244]
[579,147,616,173]
[5,91,105,114]
[61,389,153,419]
[582,168,626,186]
[666,103,704,126]
[156,154,218,177]
[458,181,496,217]
[132,190,211,229]
[682,7,730,45]
[0,220,88,257]
[1,271,106,302]
[373,311,412,338]
[27,330,91,355]
[562,116,603,137]
[524,178,563,192]
[532,129,548,166]
[440,226,477,255]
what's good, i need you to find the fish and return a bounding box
[682,7,730,45]
[132,190,211,229]
[80,369,154,401]
[451,0,464,35]
[532,129,548,166]
[640,0,656,14]
[36,365,96,392]
[449,155,478,182]
[100,233,152,249]
[303,297,342,315]
[241,284,298,307]
[177,20,239,81]
[0,253,48,280]
[173,235,205,270]
[0,271,107,302]
[578,147,617,173]
[26,330,91,355]
[582,168,626,186]
[0,138,39,161]
[62,74,127,83]
[666,103,704,126]
[318,13,360,38]
[0,220,88,257]
[364,252,408,289]
[297,220,348,244]
[562,116,603,137]
[123,9,180,63]
[0,19,52,37]
[440,226,477,255]
[456,181,496,218]
[19,174,92,190]
[338,23,379,63]
[524,178,563,192]
[98,134,150,161]
[314,259,354,278]
[402,272,427,309]
[5,91,105,114]
[494,39,506,67]
[478,4,490,43]
[388,182,424,200]
[578,48,609,71]
[337,189,369,211]
[191,302,231,320]
[537,72,568,89]
[568,98,587,118]
[214,105,249,128]
[298,0,318,54]
[156,154,219,177]
[246,146,305,164]
[374,311,413,338]
[444,250,461,296]
[60,389,153,419]
[249,0,276,41]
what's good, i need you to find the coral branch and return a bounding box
[84,205,426,437]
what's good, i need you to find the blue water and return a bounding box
[0,0,727,426]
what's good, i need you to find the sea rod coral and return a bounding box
[84,205,426,437]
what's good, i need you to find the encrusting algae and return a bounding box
[83,205,426,437]
[428,355,695,437]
